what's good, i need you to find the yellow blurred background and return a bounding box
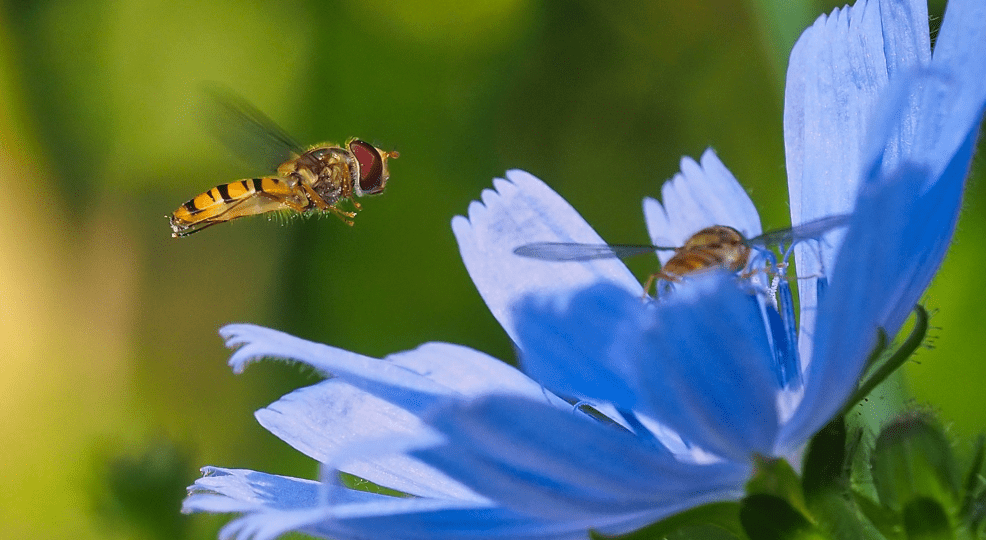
[0,0,979,538]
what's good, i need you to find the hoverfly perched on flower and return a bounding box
[513,214,850,295]
[169,90,398,238]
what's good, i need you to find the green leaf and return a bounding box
[599,501,745,540]
[739,494,818,540]
[902,497,953,540]
[663,524,743,540]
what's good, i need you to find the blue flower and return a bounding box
[183,0,984,538]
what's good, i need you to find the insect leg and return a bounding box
[253,187,310,213]
[326,205,357,226]
[641,271,678,299]
[293,182,357,225]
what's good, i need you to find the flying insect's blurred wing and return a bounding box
[749,214,852,248]
[202,83,305,170]
[513,242,674,261]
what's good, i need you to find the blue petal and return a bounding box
[634,274,781,461]
[222,325,559,408]
[513,282,652,411]
[222,325,569,498]
[780,0,984,451]
[453,170,643,347]
[254,379,482,501]
[221,325,453,421]
[183,467,384,540]
[784,0,931,369]
[385,342,569,403]
[931,0,985,89]
[184,467,330,512]
[412,395,749,523]
[643,149,762,266]
[785,0,930,269]
[325,506,609,540]
[187,469,553,540]
[865,0,985,186]
[859,73,983,336]
[781,156,978,450]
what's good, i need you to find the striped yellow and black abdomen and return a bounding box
[170,177,308,237]
[664,248,725,276]
[173,179,262,222]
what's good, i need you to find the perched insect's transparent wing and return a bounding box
[516,214,850,262]
[514,242,675,261]
[202,83,304,171]
[748,214,851,249]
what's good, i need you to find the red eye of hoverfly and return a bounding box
[349,140,386,194]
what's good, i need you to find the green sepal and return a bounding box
[871,413,959,514]
[850,491,903,540]
[958,435,985,534]
[747,455,811,518]
[808,489,888,540]
[803,415,850,498]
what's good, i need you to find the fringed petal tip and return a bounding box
[218,324,377,377]
[643,149,762,253]
[183,467,405,540]
[452,169,641,345]
[183,473,321,540]
[219,324,273,374]
[184,467,324,511]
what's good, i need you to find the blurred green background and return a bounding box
[0,0,980,538]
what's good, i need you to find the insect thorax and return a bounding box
[282,147,355,206]
[664,225,751,277]
[679,225,745,250]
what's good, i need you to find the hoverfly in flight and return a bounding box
[513,214,850,295]
[169,91,398,238]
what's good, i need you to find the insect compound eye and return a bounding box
[349,140,386,194]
